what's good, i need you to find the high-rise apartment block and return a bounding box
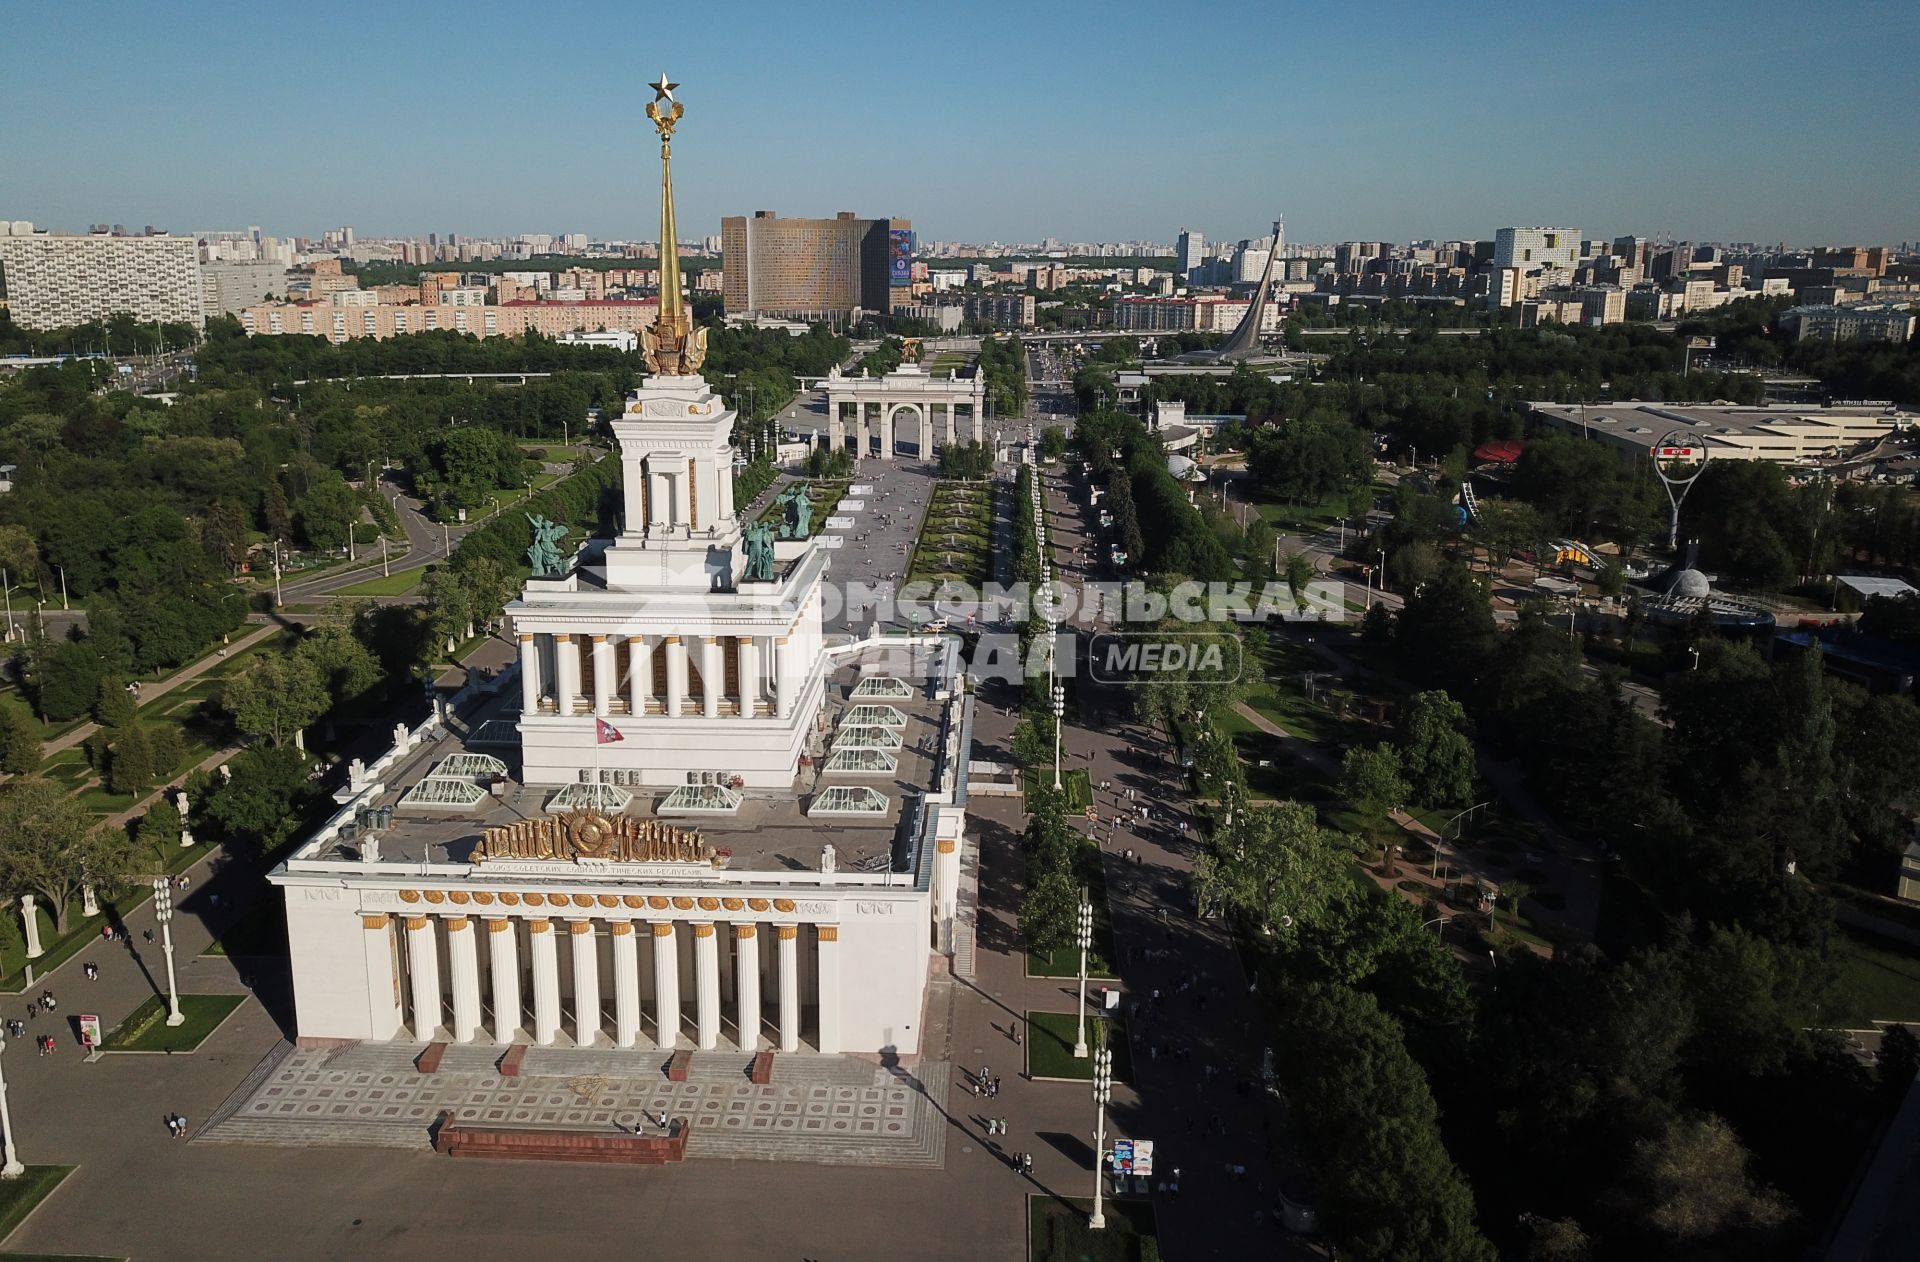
[0,233,205,329]
[1493,227,1581,277]
[720,211,911,320]
[1176,228,1205,281]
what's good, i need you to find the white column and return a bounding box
[529,919,560,1046]
[446,918,481,1043]
[652,922,681,1048]
[611,922,641,1048]
[518,633,539,713]
[361,913,404,1040]
[778,924,801,1053]
[737,636,760,716]
[946,404,958,448]
[701,637,722,719]
[934,837,961,953]
[405,915,441,1042]
[590,635,612,717]
[19,895,42,960]
[629,635,653,715]
[693,923,721,1050]
[816,926,843,1054]
[882,408,895,459]
[487,918,520,1044]
[664,637,687,718]
[735,924,760,1052]
[570,921,600,1047]
[556,636,582,716]
[775,637,796,719]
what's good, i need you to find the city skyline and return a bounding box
[4,0,1917,247]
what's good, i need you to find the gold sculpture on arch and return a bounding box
[471,810,712,866]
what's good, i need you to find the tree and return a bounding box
[203,745,317,851]
[1194,801,1352,936]
[1396,690,1476,807]
[219,653,329,747]
[1341,743,1408,819]
[106,724,156,795]
[1243,519,1276,582]
[293,477,364,551]
[1020,863,1080,955]
[1619,1113,1786,1243]
[139,796,183,851]
[0,776,139,933]
[295,625,381,708]
[1285,551,1316,612]
[0,525,38,586]
[93,675,136,730]
[0,702,42,775]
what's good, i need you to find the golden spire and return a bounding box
[641,72,707,376]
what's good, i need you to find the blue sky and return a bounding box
[4,0,1916,247]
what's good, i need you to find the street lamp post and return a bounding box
[153,876,184,1026]
[1089,1045,1114,1230]
[1051,683,1066,792]
[1073,894,1093,1058]
[0,1030,22,1178]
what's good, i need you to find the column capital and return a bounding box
[528,918,552,933]
[652,922,675,938]
[609,921,634,936]
[361,913,391,930]
[735,635,754,645]
[937,838,957,854]
[817,925,839,942]
[591,634,607,643]
[734,924,756,939]
[777,925,799,940]
[445,917,471,932]
[569,919,595,935]
[487,918,512,932]
[405,916,431,932]
[702,636,719,645]
[518,632,535,642]
[692,922,715,939]
[663,634,681,644]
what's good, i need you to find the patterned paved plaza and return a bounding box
[201,983,956,1169]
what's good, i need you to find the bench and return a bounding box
[666,1049,693,1082]
[415,1042,448,1074]
[432,1111,690,1165]
[498,1044,528,1078]
[750,1050,775,1085]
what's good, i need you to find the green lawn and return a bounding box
[102,994,246,1053]
[0,1167,74,1242]
[1832,930,1920,1027]
[330,568,425,598]
[1023,767,1092,812]
[1028,1195,1158,1262]
[1026,1010,1133,1082]
[907,483,994,586]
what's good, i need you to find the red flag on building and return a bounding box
[596,719,625,745]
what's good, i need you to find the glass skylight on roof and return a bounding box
[658,784,745,815]
[823,748,900,776]
[399,777,488,811]
[844,704,908,729]
[434,752,509,780]
[467,720,519,747]
[546,782,633,813]
[851,676,913,699]
[809,786,890,817]
[831,724,906,751]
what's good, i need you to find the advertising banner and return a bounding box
[78,1013,102,1048]
[889,229,914,286]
